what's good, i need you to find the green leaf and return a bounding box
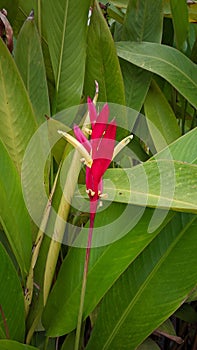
[15,15,50,124]
[61,332,76,350]
[83,1,125,104]
[170,0,189,51]
[12,0,56,122]
[121,0,163,42]
[156,126,197,164]
[136,338,160,350]
[106,0,128,8]
[104,160,197,213]
[116,41,197,109]
[0,39,37,173]
[42,0,91,112]
[0,140,32,277]
[0,243,25,341]
[144,80,181,151]
[86,214,197,350]
[119,0,163,110]
[42,205,173,336]
[0,340,38,350]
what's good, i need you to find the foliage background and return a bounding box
[0,0,197,349]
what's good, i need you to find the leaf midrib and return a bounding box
[56,1,69,96]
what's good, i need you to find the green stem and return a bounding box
[74,203,97,350]
[24,162,61,316]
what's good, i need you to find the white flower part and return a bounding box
[83,127,92,136]
[99,193,108,199]
[87,7,93,26]
[58,130,93,168]
[112,134,133,160]
[86,189,95,197]
[93,80,99,103]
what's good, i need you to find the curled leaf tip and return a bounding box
[113,134,133,159]
[95,80,99,94]
[27,9,34,20]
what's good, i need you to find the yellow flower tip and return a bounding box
[58,129,93,167]
[113,134,134,159]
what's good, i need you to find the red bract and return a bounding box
[74,98,117,205]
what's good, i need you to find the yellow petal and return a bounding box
[113,134,133,159]
[58,130,93,168]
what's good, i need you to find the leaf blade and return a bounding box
[0,140,32,277]
[43,0,91,112]
[0,39,37,173]
[15,15,50,124]
[116,41,197,109]
[86,214,197,350]
[83,1,125,104]
[0,243,25,341]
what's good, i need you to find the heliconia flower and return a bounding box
[74,98,117,204]
[58,98,133,210]
[58,97,133,349]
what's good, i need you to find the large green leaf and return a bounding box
[12,0,56,115]
[86,214,197,350]
[116,41,197,109]
[119,0,163,110]
[0,39,37,173]
[42,205,173,336]
[15,14,50,124]
[0,140,32,277]
[83,1,125,104]
[42,0,91,112]
[0,340,38,350]
[170,0,189,51]
[144,80,180,151]
[42,126,197,336]
[156,127,197,164]
[104,160,197,213]
[0,243,25,341]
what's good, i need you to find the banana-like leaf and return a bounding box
[170,0,189,51]
[83,1,125,104]
[0,340,38,350]
[42,0,91,112]
[156,127,197,164]
[42,126,197,337]
[0,39,37,173]
[0,141,32,276]
[104,160,197,213]
[0,243,25,341]
[42,205,173,336]
[86,214,197,350]
[119,0,163,110]
[116,41,197,109]
[0,140,32,277]
[15,14,50,124]
[144,80,180,151]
